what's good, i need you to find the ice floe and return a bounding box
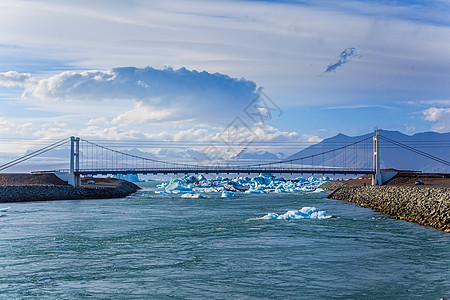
[156,173,332,197]
[221,191,235,198]
[181,193,205,199]
[261,207,332,220]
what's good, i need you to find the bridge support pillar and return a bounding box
[372,130,383,185]
[69,136,81,187]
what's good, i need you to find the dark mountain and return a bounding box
[286,130,450,173]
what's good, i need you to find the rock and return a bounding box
[325,185,450,233]
[0,180,140,203]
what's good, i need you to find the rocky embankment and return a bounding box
[0,178,140,203]
[321,182,450,233]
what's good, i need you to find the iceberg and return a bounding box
[181,174,198,184]
[197,174,207,182]
[181,193,205,199]
[155,173,333,197]
[221,191,235,198]
[113,172,145,182]
[308,176,318,182]
[165,181,192,192]
[251,174,273,186]
[245,188,267,194]
[261,207,332,220]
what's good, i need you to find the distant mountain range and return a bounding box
[286,130,450,173]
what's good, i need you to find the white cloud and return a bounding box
[0,71,33,87]
[20,66,260,126]
[87,116,110,126]
[252,124,322,144]
[111,102,173,125]
[31,123,150,141]
[0,117,34,134]
[1,0,449,108]
[423,107,450,132]
[173,128,214,142]
[28,70,116,101]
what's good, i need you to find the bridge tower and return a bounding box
[372,130,383,185]
[69,136,81,187]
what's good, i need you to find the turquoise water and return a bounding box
[0,182,449,299]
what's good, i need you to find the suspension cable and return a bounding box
[0,137,70,171]
[379,136,450,167]
[239,136,373,168]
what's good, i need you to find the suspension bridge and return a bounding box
[0,131,449,187]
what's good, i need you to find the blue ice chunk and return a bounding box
[221,191,235,198]
[261,207,331,220]
[308,176,318,182]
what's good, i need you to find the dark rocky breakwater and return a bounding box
[321,182,450,233]
[0,179,140,203]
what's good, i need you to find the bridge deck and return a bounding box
[71,168,375,176]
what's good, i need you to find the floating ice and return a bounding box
[197,174,207,182]
[296,177,308,182]
[181,174,198,184]
[245,186,267,194]
[320,176,330,182]
[157,183,168,189]
[113,173,145,182]
[308,176,318,182]
[299,185,315,192]
[165,181,192,192]
[155,173,334,197]
[221,191,235,198]
[181,193,205,199]
[261,207,332,220]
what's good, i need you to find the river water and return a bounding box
[1,182,449,299]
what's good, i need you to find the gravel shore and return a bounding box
[321,181,450,233]
[0,177,140,203]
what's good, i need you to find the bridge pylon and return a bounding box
[372,130,383,185]
[68,136,81,187]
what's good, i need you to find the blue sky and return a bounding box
[0,0,449,155]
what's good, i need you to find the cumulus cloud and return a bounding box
[87,116,110,126]
[325,47,358,73]
[23,66,260,125]
[0,71,33,87]
[253,124,322,144]
[31,123,151,141]
[173,128,214,142]
[0,117,34,135]
[111,102,173,125]
[423,107,450,121]
[27,67,258,102]
[423,107,450,132]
